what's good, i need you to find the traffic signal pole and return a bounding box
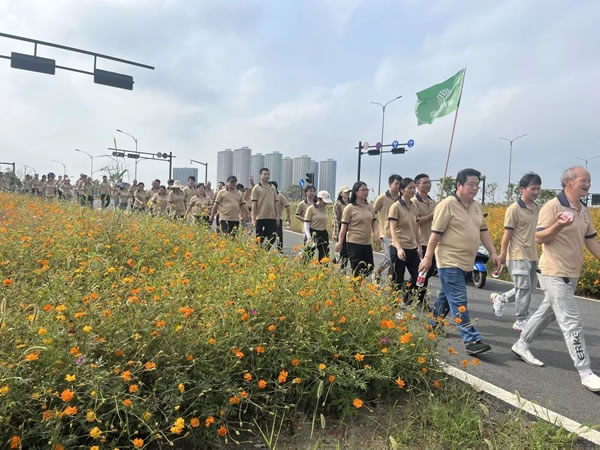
[355,140,414,183]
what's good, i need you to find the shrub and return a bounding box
[0,193,440,448]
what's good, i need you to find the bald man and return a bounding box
[512,167,600,392]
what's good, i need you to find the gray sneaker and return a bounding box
[511,341,544,367]
[490,293,504,318]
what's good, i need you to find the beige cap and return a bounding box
[337,185,351,196]
[172,180,184,189]
[317,190,333,203]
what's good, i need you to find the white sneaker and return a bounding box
[513,319,528,331]
[581,373,600,392]
[491,293,504,318]
[511,341,544,367]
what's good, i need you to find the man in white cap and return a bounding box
[512,167,600,392]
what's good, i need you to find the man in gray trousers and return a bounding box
[511,167,600,392]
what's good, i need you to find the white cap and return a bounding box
[317,190,333,203]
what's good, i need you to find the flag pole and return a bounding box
[439,67,466,199]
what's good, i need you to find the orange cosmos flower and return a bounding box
[472,357,481,366]
[268,324,276,332]
[258,379,267,389]
[9,436,20,449]
[256,345,265,354]
[352,398,363,408]
[278,370,288,384]
[144,361,157,370]
[291,358,300,367]
[328,375,336,383]
[60,389,74,402]
[129,384,139,393]
[217,426,228,437]
[462,359,469,368]
[25,352,40,361]
[190,417,200,428]
[132,438,144,448]
[399,332,413,344]
[244,373,253,381]
[395,378,406,388]
[63,406,78,416]
[122,399,133,407]
[354,353,364,362]
[3,279,12,287]
[121,370,132,382]
[229,395,240,405]
[458,305,466,313]
[205,416,215,427]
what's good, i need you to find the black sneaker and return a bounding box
[465,341,491,356]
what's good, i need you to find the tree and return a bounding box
[99,158,129,184]
[484,182,499,204]
[505,183,519,203]
[538,189,557,204]
[436,176,455,199]
[284,185,302,201]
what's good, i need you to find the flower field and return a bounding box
[0,193,441,448]
[484,205,600,298]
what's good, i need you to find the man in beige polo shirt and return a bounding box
[251,168,279,248]
[512,167,600,392]
[270,181,291,251]
[210,175,249,234]
[419,168,500,356]
[373,174,402,282]
[412,173,436,301]
[491,173,541,331]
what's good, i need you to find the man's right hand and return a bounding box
[418,256,432,274]
[334,242,342,253]
[556,212,574,228]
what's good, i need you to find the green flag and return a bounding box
[415,69,465,125]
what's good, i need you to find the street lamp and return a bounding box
[190,159,208,185]
[116,129,139,179]
[51,159,66,176]
[74,148,94,177]
[499,134,528,200]
[576,155,600,170]
[370,95,402,195]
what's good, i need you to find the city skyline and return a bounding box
[216,147,336,195]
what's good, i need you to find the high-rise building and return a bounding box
[319,159,337,198]
[251,153,264,183]
[293,155,313,188]
[217,149,233,183]
[172,167,199,185]
[264,151,283,185]
[233,146,251,186]
[312,161,319,191]
[280,157,293,192]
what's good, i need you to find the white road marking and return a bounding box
[440,362,600,445]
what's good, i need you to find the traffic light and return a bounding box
[112,151,125,158]
[367,149,380,156]
[391,147,406,154]
[305,172,314,185]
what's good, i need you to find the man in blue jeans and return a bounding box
[419,168,501,356]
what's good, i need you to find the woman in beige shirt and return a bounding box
[388,177,422,303]
[168,181,186,219]
[304,190,333,263]
[151,185,169,215]
[185,184,212,224]
[334,182,380,277]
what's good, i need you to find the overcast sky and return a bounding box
[1,0,598,193]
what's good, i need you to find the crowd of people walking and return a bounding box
[5,164,600,391]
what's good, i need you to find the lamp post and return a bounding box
[74,148,94,177]
[370,95,402,195]
[499,134,528,201]
[190,159,208,185]
[576,155,600,170]
[116,129,139,179]
[51,159,66,176]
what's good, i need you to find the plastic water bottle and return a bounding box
[492,265,504,278]
[416,271,427,287]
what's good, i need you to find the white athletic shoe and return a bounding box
[581,374,600,392]
[512,319,528,331]
[511,341,544,367]
[491,293,504,318]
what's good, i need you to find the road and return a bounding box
[281,229,600,427]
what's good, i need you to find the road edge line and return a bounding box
[439,361,600,445]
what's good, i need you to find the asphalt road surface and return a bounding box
[281,229,600,427]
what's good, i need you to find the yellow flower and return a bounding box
[65,374,76,382]
[178,383,185,393]
[83,325,93,333]
[318,363,326,370]
[37,327,47,335]
[0,385,9,396]
[86,410,96,422]
[89,426,102,439]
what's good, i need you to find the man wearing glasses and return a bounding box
[419,168,501,356]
